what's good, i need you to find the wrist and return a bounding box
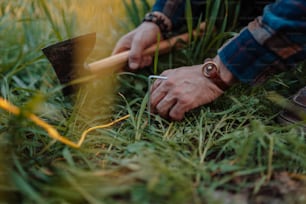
[143,11,172,37]
[212,55,236,87]
[201,56,236,91]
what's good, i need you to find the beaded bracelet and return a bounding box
[143,12,171,38]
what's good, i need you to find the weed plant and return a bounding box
[1,0,306,203]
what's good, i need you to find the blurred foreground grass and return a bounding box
[1,0,306,203]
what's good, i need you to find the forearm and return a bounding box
[218,0,306,85]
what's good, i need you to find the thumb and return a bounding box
[128,36,147,70]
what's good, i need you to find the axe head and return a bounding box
[42,33,96,95]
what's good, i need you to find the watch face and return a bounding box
[201,60,229,91]
[203,62,218,78]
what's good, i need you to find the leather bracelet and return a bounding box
[143,12,171,38]
[201,58,229,91]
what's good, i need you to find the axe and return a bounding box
[42,23,205,95]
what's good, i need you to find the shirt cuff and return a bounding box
[218,27,280,84]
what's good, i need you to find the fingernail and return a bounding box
[129,62,139,70]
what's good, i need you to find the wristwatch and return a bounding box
[201,58,229,91]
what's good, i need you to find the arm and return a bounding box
[112,0,206,70]
[218,0,306,84]
[150,0,306,121]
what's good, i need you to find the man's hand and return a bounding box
[150,57,236,121]
[112,22,162,70]
[150,65,222,120]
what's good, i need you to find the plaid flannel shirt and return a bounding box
[152,0,306,84]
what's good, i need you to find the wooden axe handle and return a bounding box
[88,23,205,73]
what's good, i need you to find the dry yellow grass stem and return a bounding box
[0,97,129,148]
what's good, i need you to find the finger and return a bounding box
[112,44,129,55]
[150,86,167,114]
[150,78,164,93]
[150,72,169,93]
[168,102,187,121]
[139,55,153,68]
[155,95,177,118]
[129,35,146,70]
[112,38,131,55]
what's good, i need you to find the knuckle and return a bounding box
[171,88,182,96]
[161,70,171,75]
[164,78,175,87]
[179,97,190,106]
[176,96,193,111]
[129,53,141,61]
[169,109,184,121]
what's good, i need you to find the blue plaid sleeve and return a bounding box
[152,0,205,30]
[152,0,185,28]
[218,0,306,84]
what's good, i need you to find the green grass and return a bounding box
[1,0,306,203]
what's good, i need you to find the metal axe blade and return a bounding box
[42,33,96,95]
